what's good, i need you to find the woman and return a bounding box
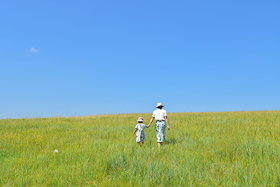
[147,103,170,147]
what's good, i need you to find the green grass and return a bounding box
[1,111,280,186]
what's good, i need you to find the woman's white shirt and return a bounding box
[152,109,167,120]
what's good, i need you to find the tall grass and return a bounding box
[1,111,280,186]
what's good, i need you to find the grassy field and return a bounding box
[1,111,280,186]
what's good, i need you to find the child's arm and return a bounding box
[133,128,137,134]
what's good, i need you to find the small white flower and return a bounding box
[54,149,58,153]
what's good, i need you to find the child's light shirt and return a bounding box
[135,123,146,142]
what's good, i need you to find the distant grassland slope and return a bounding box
[1,111,280,186]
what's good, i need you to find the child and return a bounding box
[133,117,149,147]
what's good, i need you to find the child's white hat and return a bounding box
[137,117,143,122]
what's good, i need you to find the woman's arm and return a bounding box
[133,129,137,134]
[164,116,170,130]
[147,117,155,128]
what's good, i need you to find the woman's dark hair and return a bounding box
[157,106,163,109]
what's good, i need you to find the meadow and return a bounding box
[1,111,280,186]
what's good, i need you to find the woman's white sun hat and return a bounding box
[137,117,143,122]
[156,103,164,108]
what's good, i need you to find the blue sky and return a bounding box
[0,1,279,118]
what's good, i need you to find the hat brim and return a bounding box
[156,105,164,108]
[137,120,143,122]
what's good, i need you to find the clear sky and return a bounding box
[0,1,279,118]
